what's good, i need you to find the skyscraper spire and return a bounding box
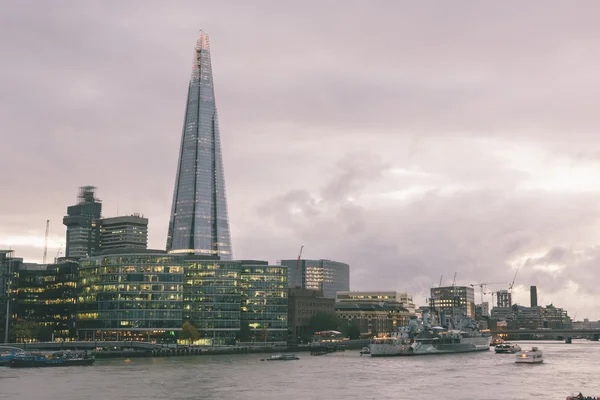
[166,31,232,259]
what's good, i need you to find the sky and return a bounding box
[2,1,600,319]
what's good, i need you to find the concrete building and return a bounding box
[281,259,349,299]
[496,290,512,308]
[430,286,476,318]
[63,186,102,258]
[287,288,335,344]
[530,286,538,307]
[335,303,412,336]
[99,214,148,252]
[240,262,288,343]
[336,291,416,314]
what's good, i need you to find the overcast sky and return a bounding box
[2,1,600,319]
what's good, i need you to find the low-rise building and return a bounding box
[287,288,335,344]
[336,302,411,336]
[336,291,416,314]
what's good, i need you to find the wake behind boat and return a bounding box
[369,308,490,357]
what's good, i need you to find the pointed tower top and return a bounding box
[196,30,210,52]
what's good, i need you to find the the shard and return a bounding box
[166,31,232,259]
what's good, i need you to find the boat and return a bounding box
[490,337,504,346]
[495,342,521,354]
[260,354,299,361]
[0,348,25,366]
[515,347,543,364]
[7,351,95,368]
[359,347,370,356]
[369,308,491,357]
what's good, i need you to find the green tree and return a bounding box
[346,324,361,340]
[308,312,344,335]
[10,320,40,342]
[179,321,200,344]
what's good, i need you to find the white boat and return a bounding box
[260,354,299,361]
[359,347,370,356]
[495,342,521,354]
[369,309,491,357]
[515,347,543,364]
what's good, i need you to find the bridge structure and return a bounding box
[488,329,600,342]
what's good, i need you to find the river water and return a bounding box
[1,340,598,400]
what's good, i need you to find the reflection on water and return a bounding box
[1,341,599,400]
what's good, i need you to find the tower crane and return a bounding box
[470,281,507,305]
[291,245,304,289]
[508,267,520,293]
[42,220,49,264]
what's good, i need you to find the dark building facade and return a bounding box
[63,186,102,258]
[77,250,184,341]
[1,250,21,343]
[99,215,148,252]
[530,286,538,307]
[430,286,476,318]
[287,288,335,344]
[281,259,350,299]
[13,262,78,341]
[166,31,232,260]
[240,263,287,343]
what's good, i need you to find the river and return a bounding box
[1,340,598,399]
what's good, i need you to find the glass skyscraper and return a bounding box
[166,31,232,260]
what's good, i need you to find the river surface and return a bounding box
[1,340,599,400]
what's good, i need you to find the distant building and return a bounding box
[63,186,102,258]
[13,261,78,341]
[573,319,600,330]
[99,214,148,252]
[430,286,476,318]
[1,250,22,343]
[281,259,349,299]
[543,304,571,329]
[530,286,538,308]
[240,262,288,343]
[77,250,184,342]
[482,301,490,317]
[287,288,335,344]
[496,290,512,308]
[335,302,412,336]
[336,291,416,314]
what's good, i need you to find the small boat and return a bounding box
[360,347,370,356]
[7,351,95,368]
[515,347,543,364]
[495,342,521,354]
[490,337,504,346]
[0,349,24,366]
[260,354,299,361]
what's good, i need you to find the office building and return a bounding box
[336,291,416,314]
[287,288,335,344]
[240,263,288,343]
[281,259,349,299]
[63,186,102,258]
[1,250,21,343]
[496,290,512,308]
[13,261,78,341]
[430,286,476,318]
[99,214,148,252]
[166,31,233,260]
[530,286,538,308]
[77,250,184,341]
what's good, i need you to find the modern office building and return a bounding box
[183,256,241,344]
[281,259,349,299]
[240,263,288,343]
[166,31,232,260]
[287,288,335,344]
[1,250,21,343]
[99,214,148,252]
[77,250,184,341]
[496,290,512,308]
[430,286,476,318]
[530,286,538,307]
[336,291,416,314]
[13,261,78,341]
[63,186,102,258]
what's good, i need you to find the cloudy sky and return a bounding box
[2,1,600,319]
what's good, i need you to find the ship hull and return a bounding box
[370,336,491,357]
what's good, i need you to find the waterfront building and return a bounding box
[496,290,512,308]
[77,250,184,341]
[543,304,572,329]
[335,302,411,337]
[287,288,335,344]
[63,186,102,258]
[240,262,288,343]
[1,250,21,343]
[166,31,232,260]
[99,214,148,252]
[530,285,538,307]
[281,259,349,299]
[573,319,600,330]
[336,291,416,314]
[183,256,240,345]
[13,261,78,341]
[430,286,476,318]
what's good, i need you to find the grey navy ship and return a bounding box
[369,308,491,356]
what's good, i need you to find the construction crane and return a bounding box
[291,245,304,289]
[508,267,520,293]
[54,244,63,263]
[470,281,507,305]
[42,220,49,264]
[438,275,443,287]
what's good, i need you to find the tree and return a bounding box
[346,324,361,340]
[179,321,200,344]
[308,312,344,335]
[10,320,40,342]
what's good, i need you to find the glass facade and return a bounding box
[1,250,20,343]
[282,259,350,299]
[240,264,288,343]
[63,186,102,258]
[430,286,476,318]
[77,252,184,341]
[167,31,232,260]
[183,257,240,344]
